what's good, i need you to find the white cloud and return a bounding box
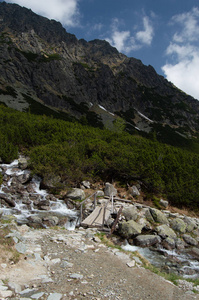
[162,7,199,100]
[136,16,154,45]
[162,52,199,100]
[7,0,80,27]
[105,16,154,54]
[171,7,199,43]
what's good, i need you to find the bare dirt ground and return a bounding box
[1,226,199,300]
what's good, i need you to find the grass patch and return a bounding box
[96,232,122,250]
[0,224,21,264]
[40,53,62,62]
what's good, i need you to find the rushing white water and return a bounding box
[122,240,199,278]
[122,241,165,266]
[31,176,48,197]
[0,159,78,229]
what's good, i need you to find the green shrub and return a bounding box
[0,103,199,208]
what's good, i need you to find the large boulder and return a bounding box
[156,224,177,239]
[183,234,198,246]
[175,238,185,250]
[17,173,31,184]
[183,216,197,233]
[37,199,50,210]
[144,208,154,223]
[122,206,138,221]
[162,237,176,250]
[42,216,59,227]
[0,193,15,207]
[104,182,117,197]
[134,235,161,247]
[27,215,43,228]
[67,188,85,200]
[149,208,169,224]
[118,220,143,238]
[128,185,140,197]
[170,218,187,234]
[189,247,199,260]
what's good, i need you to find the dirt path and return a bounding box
[1,226,199,300]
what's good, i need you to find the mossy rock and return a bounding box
[118,220,143,238]
[170,218,187,234]
[149,208,169,225]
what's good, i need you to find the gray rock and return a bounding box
[122,206,138,221]
[170,218,187,233]
[17,173,31,184]
[15,242,27,254]
[61,261,73,268]
[18,156,29,169]
[183,216,197,232]
[0,193,15,207]
[144,208,154,223]
[31,292,45,299]
[183,234,198,246]
[162,237,176,250]
[42,216,59,227]
[156,224,177,239]
[189,247,199,259]
[118,220,143,238]
[0,285,8,291]
[133,256,143,265]
[159,199,168,208]
[115,251,131,262]
[127,260,136,268]
[128,185,140,197]
[104,182,117,197]
[96,190,104,197]
[8,282,22,293]
[0,290,13,298]
[47,293,63,300]
[175,238,185,250]
[67,188,85,200]
[34,253,42,261]
[37,199,50,210]
[51,258,61,264]
[150,208,169,224]
[27,216,43,229]
[137,217,152,230]
[81,180,91,189]
[20,288,36,297]
[5,231,24,242]
[134,235,161,247]
[70,273,83,280]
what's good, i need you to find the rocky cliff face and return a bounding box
[1,2,199,141]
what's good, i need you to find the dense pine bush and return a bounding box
[0,104,199,209]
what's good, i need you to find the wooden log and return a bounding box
[108,206,123,236]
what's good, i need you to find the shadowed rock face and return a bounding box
[1,2,199,139]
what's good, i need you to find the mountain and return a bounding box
[1,2,199,148]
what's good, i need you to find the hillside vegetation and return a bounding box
[0,104,199,209]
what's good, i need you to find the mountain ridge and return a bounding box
[1,2,199,145]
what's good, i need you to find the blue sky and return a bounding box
[2,0,199,100]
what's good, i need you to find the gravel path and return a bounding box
[1,226,199,300]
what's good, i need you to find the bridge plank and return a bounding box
[81,205,112,228]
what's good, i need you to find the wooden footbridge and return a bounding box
[79,192,124,231]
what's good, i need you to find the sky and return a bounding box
[2,0,199,100]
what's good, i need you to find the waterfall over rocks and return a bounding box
[0,157,78,229]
